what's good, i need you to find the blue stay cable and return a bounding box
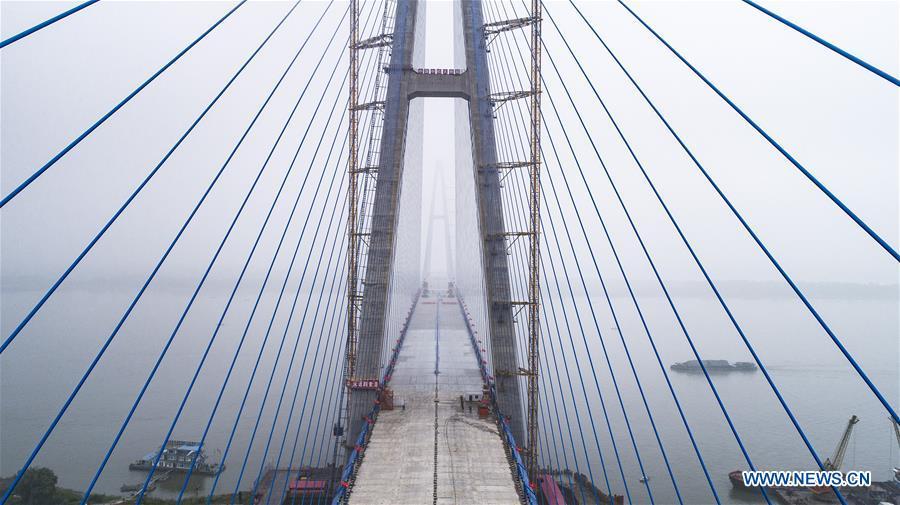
[487,63,609,505]
[503,225,554,499]
[273,268,347,505]
[538,306,580,495]
[484,60,598,504]
[224,8,383,502]
[491,103,536,444]
[544,14,773,502]
[78,10,342,501]
[501,199,580,503]
[213,27,380,505]
[263,237,348,505]
[204,131,347,504]
[483,0,578,454]
[575,0,899,426]
[221,187,347,504]
[535,334,569,492]
[516,7,715,499]
[543,139,704,503]
[543,5,846,502]
[0,0,247,208]
[276,260,346,504]
[740,0,900,86]
[542,182,655,504]
[484,56,611,502]
[616,0,899,262]
[540,364,579,500]
[151,10,346,504]
[534,408,556,502]
[484,45,554,460]
[0,0,99,49]
[243,192,348,504]
[226,176,346,503]
[305,308,348,505]
[550,4,769,497]
[502,174,580,503]
[162,26,343,502]
[543,73,729,502]
[541,253,613,503]
[500,4,713,499]
[535,13,757,495]
[295,289,347,505]
[540,2,762,498]
[493,7,688,500]
[177,19,345,505]
[146,125,312,499]
[488,15,641,502]
[320,337,351,505]
[324,358,349,505]
[184,162,343,504]
[0,4,306,503]
[204,135,346,503]
[305,320,347,505]
[0,0,300,355]
[182,77,347,505]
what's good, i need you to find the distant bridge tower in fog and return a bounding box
[422,167,454,282]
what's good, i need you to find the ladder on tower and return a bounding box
[353,0,395,281]
[340,0,397,466]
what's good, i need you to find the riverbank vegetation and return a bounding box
[0,468,239,505]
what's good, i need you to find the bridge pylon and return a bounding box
[344,0,540,462]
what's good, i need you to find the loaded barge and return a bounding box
[670,359,757,372]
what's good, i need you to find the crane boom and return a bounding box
[824,415,859,471]
[893,416,900,450]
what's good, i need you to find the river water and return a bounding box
[1,285,897,504]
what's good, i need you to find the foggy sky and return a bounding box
[1,0,897,298]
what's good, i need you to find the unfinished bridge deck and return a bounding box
[347,292,521,505]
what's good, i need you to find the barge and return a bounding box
[129,440,223,475]
[670,359,757,372]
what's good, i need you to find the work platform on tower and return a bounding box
[346,289,521,504]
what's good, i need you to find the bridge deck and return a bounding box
[348,293,521,505]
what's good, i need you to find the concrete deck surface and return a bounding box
[348,293,520,505]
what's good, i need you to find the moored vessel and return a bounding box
[129,440,223,475]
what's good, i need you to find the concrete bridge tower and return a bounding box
[346,0,533,447]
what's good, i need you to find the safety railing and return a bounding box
[331,290,421,504]
[458,298,539,505]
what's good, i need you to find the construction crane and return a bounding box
[893,416,900,449]
[824,415,859,471]
[889,416,900,484]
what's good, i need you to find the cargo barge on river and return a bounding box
[670,359,757,372]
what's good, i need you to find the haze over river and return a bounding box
[1,282,896,503]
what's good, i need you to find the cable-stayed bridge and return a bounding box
[0,1,897,505]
